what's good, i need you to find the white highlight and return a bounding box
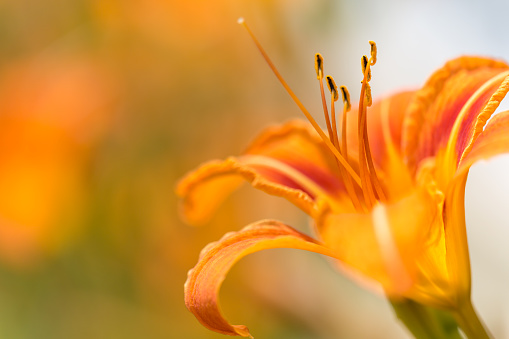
[372,204,410,291]
[237,17,245,25]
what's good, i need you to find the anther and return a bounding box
[365,82,373,107]
[238,18,361,186]
[316,55,334,145]
[326,75,339,102]
[340,85,351,111]
[315,53,324,80]
[362,55,371,82]
[369,41,377,66]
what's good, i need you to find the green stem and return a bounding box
[390,299,460,339]
[453,301,492,339]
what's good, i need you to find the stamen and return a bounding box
[358,47,387,204]
[362,55,371,82]
[326,75,340,146]
[327,77,363,212]
[363,110,387,202]
[316,54,335,143]
[358,57,376,206]
[326,76,339,102]
[315,53,324,80]
[369,41,377,66]
[340,85,351,111]
[358,94,377,208]
[365,82,373,107]
[340,85,351,163]
[238,18,361,187]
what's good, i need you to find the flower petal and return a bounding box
[345,90,415,169]
[316,189,439,296]
[184,219,339,337]
[457,110,509,175]
[402,56,509,171]
[176,120,345,225]
[443,174,471,306]
[455,73,509,164]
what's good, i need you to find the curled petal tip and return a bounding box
[184,220,338,337]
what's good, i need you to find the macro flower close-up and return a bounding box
[3,1,509,338]
[177,18,509,339]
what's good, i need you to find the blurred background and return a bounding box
[0,0,508,338]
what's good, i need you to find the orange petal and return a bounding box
[402,56,509,171]
[184,219,338,337]
[454,72,509,164]
[457,110,509,175]
[244,119,343,187]
[316,188,439,296]
[442,174,471,306]
[346,90,415,169]
[176,120,345,225]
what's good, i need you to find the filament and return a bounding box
[238,18,361,187]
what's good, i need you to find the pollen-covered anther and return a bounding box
[365,82,373,107]
[362,55,371,82]
[369,41,377,66]
[340,85,351,111]
[326,75,339,102]
[315,53,324,80]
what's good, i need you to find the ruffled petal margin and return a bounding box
[457,110,509,175]
[402,56,509,171]
[176,120,345,225]
[184,219,338,337]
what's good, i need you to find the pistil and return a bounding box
[238,18,361,187]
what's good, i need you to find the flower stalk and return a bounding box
[391,299,461,339]
[453,301,492,339]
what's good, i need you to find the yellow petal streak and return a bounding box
[239,155,341,204]
[176,158,315,225]
[176,120,349,225]
[443,174,471,305]
[184,220,339,337]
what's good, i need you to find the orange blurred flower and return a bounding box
[0,54,118,267]
[177,36,509,337]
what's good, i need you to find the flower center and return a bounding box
[238,18,387,212]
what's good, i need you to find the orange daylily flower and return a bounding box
[177,33,509,337]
